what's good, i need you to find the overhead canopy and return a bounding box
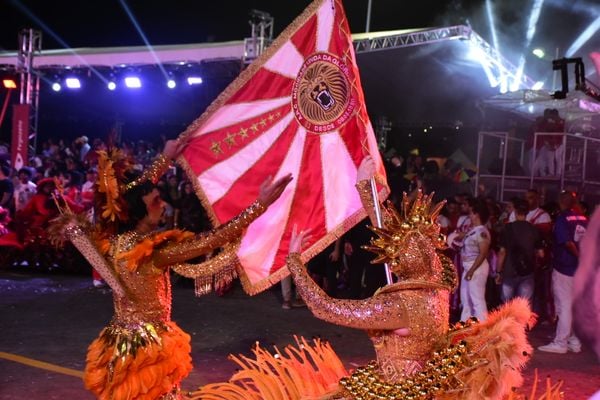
[483,89,600,131]
[0,41,246,68]
[0,28,442,69]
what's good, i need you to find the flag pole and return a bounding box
[369,177,393,285]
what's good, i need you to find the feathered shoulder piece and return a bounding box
[116,229,194,272]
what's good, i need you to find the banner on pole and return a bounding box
[11,104,29,171]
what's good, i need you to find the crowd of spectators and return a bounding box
[299,149,589,357]
[0,136,592,344]
[0,135,211,284]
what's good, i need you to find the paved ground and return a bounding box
[1,267,599,399]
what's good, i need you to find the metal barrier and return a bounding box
[476,131,600,204]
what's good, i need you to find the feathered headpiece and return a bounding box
[95,148,170,226]
[363,190,456,289]
[363,191,446,267]
[96,148,132,223]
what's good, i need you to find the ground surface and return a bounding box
[1,268,599,399]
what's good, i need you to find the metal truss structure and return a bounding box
[17,29,42,151]
[353,25,535,91]
[243,10,274,64]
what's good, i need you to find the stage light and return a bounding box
[532,48,545,58]
[107,81,116,90]
[167,79,176,89]
[187,76,203,85]
[52,82,61,92]
[65,77,81,89]
[532,81,545,90]
[2,79,17,89]
[124,77,141,88]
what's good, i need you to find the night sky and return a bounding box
[0,0,482,50]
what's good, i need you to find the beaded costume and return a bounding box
[49,151,267,400]
[190,181,558,400]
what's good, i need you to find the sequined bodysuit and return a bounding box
[78,200,266,400]
[287,181,451,383]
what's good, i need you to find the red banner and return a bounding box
[11,104,29,171]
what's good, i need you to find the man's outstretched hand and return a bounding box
[257,174,293,207]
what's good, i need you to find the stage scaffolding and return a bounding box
[475,131,600,204]
[353,25,535,90]
[17,29,42,152]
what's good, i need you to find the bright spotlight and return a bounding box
[467,45,485,62]
[52,82,62,92]
[2,79,17,89]
[532,81,544,90]
[167,79,176,89]
[124,77,142,88]
[107,81,116,91]
[65,77,81,89]
[187,76,203,85]
[532,48,545,58]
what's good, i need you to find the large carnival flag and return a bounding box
[178,0,388,295]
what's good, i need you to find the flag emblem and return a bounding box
[292,52,357,133]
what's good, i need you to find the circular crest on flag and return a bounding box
[291,52,357,134]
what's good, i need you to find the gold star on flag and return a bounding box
[224,132,237,147]
[250,123,259,133]
[210,141,223,155]
[267,114,275,122]
[259,118,267,127]
[238,127,249,139]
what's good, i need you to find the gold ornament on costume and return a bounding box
[363,191,446,268]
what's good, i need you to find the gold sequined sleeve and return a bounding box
[65,225,127,298]
[125,154,171,190]
[171,244,238,278]
[287,253,408,330]
[153,200,266,268]
[356,180,392,227]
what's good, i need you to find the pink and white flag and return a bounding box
[179,0,388,294]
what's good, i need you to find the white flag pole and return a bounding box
[369,177,393,285]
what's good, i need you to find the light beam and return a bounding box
[118,0,169,81]
[566,16,600,57]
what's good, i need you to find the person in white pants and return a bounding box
[459,201,491,322]
[539,191,587,354]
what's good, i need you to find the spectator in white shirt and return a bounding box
[14,168,36,213]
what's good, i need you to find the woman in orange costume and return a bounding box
[50,139,292,400]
